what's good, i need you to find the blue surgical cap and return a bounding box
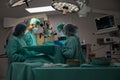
[64,24,78,34]
[13,23,27,36]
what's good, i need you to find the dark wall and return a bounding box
[0,18,9,80]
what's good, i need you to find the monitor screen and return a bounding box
[95,15,118,34]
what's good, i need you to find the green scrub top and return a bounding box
[62,35,86,64]
[24,30,38,46]
[6,36,35,62]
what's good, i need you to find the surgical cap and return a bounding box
[13,23,27,36]
[64,24,78,34]
[57,23,65,32]
[29,18,41,27]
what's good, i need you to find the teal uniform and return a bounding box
[24,30,38,46]
[62,35,86,64]
[6,36,35,62]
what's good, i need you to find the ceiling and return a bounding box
[0,0,120,18]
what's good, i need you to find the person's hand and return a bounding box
[54,40,63,47]
[35,51,40,54]
[21,56,27,62]
[34,52,45,56]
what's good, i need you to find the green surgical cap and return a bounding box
[29,18,41,27]
[57,23,65,32]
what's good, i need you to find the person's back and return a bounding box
[6,23,35,62]
[6,36,27,62]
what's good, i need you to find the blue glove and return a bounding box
[35,51,40,54]
[54,40,63,47]
[34,52,45,56]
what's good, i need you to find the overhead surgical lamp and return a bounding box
[51,0,89,16]
[8,0,31,7]
[51,0,81,14]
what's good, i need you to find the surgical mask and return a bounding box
[32,28,38,33]
[60,31,66,37]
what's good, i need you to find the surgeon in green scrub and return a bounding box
[57,22,66,37]
[24,18,41,46]
[6,23,35,62]
[54,23,66,46]
[62,24,86,64]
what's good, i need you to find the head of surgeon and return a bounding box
[27,18,41,32]
[13,23,27,36]
[57,22,65,32]
[63,24,78,36]
[57,22,66,37]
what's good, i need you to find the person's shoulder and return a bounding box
[66,36,75,43]
[69,36,77,40]
[11,36,18,40]
[68,36,79,43]
[24,30,31,36]
[7,36,18,45]
[24,30,29,34]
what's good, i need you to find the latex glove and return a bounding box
[54,40,63,47]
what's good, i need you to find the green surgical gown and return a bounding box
[23,30,38,46]
[6,36,35,62]
[62,35,86,64]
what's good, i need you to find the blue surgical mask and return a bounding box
[32,28,38,33]
[60,31,66,37]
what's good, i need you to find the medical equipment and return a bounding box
[95,15,118,34]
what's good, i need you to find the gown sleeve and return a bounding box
[6,38,26,62]
[62,37,76,58]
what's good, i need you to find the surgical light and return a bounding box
[51,0,81,14]
[8,0,31,7]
